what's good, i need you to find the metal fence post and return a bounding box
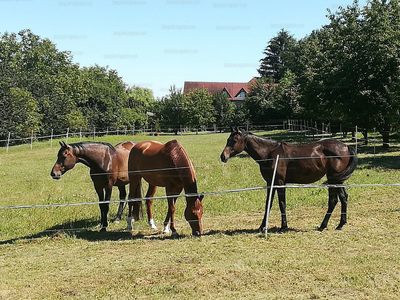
[265,155,279,237]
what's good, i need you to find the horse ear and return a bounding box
[237,127,242,134]
[230,126,234,133]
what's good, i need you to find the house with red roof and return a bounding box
[183,78,259,106]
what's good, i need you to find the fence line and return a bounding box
[1,181,400,211]
[0,124,286,152]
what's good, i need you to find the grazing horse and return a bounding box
[50,141,137,231]
[127,139,204,236]
[220,128,358,232]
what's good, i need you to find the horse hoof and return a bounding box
[149,219,157,230]
[171,231,179,238]
[114,218,121,223]
[100,227,107,232]
[317,227,325,232]
[162,224,170,234]
[258,226,265,234]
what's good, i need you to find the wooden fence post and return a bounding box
[66,128,69,144]
[6,132,10,153]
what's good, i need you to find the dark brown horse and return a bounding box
[50,141,138,231]
[127,139,204,236]
[220,128,358,232]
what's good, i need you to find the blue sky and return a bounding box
[1,0,367,98]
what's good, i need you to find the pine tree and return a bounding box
[258,29,297,82]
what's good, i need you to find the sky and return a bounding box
[1,0,367,99]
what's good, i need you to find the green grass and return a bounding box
[1,131,400,299]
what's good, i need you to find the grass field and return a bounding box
[0,130,399,299]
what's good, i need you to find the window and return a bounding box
[236,90,246,98]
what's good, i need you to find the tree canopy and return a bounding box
[2,0,400,141]
[293,0,400,142]
[0,29,154,139]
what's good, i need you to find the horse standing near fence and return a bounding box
[220,127,358,232]
[127,139,204,236]
[50,141,145,231]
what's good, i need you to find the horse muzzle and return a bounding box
[50,168,63,180]
[50,172,61,180]
[192,230,202,237]
[220,148,232,163]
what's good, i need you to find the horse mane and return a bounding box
[164,140,197,192]
[69,141,116,154]
[242,131,280,147]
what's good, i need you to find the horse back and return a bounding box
[128,140,196,188]
[269,139,353,184]
[113,141,136,185]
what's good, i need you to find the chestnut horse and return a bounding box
[220,128,358,232]
[127,139,204,236]
[51,141,140,231]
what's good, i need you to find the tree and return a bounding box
[271,70,301,118]
[156,85,185,132]
[122,86,155,128]
[0,29,82,134]
[258,29,297,82]
[212,92,235,130]
[0,87,39,138]
[244,77,282,123]
[78,65,126,130]
[183,88,215,130]
[294,0,400,145]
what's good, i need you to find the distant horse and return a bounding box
[127,139,204,236]
[220,128,358,232]
[51,141,139,231]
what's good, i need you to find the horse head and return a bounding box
[50,141,78,180]
[184,193,204,236]
[220,127,246,163]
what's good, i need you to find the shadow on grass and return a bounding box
[1,219,309,245]
[358,155,400,170]
[204,226,304,237]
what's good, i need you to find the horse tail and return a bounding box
[327,145,358,184]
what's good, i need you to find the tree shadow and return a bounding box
[357,155,400,170]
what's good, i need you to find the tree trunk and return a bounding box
[381,131,390,148]
[362,129,368,145]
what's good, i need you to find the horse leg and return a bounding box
[102,185,113,231]
[336,187,348,230]
[163,187,180,236]
[94,184,109,232]
[145,184,157,229]
[114,186,127,222]
[318,187,339,231]
[258,186,276,232]
[127,177,142,230]
[163,197,177,235]
[277,186,288,231]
